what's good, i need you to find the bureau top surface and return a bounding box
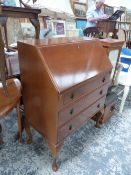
[18,37,97,47]
[18,37,124,47]
[18,37,112,93]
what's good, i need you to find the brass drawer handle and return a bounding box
[100,90,103,95]
[97,104,100,108]
[70,109,74,115]
[70,93,74,99]
[102,77,105,83]
[69,125,73,131]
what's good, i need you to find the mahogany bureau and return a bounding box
[18,37,112,171]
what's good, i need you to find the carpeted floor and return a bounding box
[0,90,131,175]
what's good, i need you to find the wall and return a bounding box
[15,0,131,11]
[105,0,131,10]
[6,0,131,44]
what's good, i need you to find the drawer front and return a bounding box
[62,72,111,105]
[58,96,106,142]
[58,83,109,127]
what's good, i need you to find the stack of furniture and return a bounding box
[99,39,124,123]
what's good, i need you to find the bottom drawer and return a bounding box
[58,96,106,142]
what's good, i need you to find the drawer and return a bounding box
[58,83,109,127]
[58,96,106,142]
[62,72,111,105]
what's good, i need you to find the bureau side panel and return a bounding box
[18,43,58,144]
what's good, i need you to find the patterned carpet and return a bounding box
[0,90,131,175]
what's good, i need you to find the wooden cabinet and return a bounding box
[18,37,112,171]
[100,38,124,84]
[97,20,116,35]
[102,93,118,123]
[93,39,124,126]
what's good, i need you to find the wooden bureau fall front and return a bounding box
[18,38,112,171]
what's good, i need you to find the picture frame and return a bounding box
[103,4,114,16]
[73,2,87,18]
[126,10,131,22]
[51,20,66,37]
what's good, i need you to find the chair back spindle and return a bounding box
[0,26,8,95]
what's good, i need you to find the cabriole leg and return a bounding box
[52,156,58,172]
[48,142,63,171]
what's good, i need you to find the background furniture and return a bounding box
[0,78,22,144]
[83,27,100,38]
[117,64,131,113]
[116,27,131,48]
[102,92,118,123]
[97,20,116,37]
[18,37,112,171]
[117,48,131,113]
[100,38,124,84]
[94,39,124,126]
[0,5,41,50]
[0,5,41,77]
[0,27,22,144]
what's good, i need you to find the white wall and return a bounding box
[105,0,131,10]
[15,0,75,18]
[34,0,74,14]
[15,0,131,12]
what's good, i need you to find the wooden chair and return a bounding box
[83,27,100,38]
[0,27,22,144]
[116,48,131,113]
[0,78,22,143]
[117,29,127,47]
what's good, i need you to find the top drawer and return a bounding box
[62,72,111,105]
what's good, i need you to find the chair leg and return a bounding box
[14,112,25,142]
[16,102,22,143]
[119,86,129,113]
[24,118,32,144]
[0,124,4,144]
